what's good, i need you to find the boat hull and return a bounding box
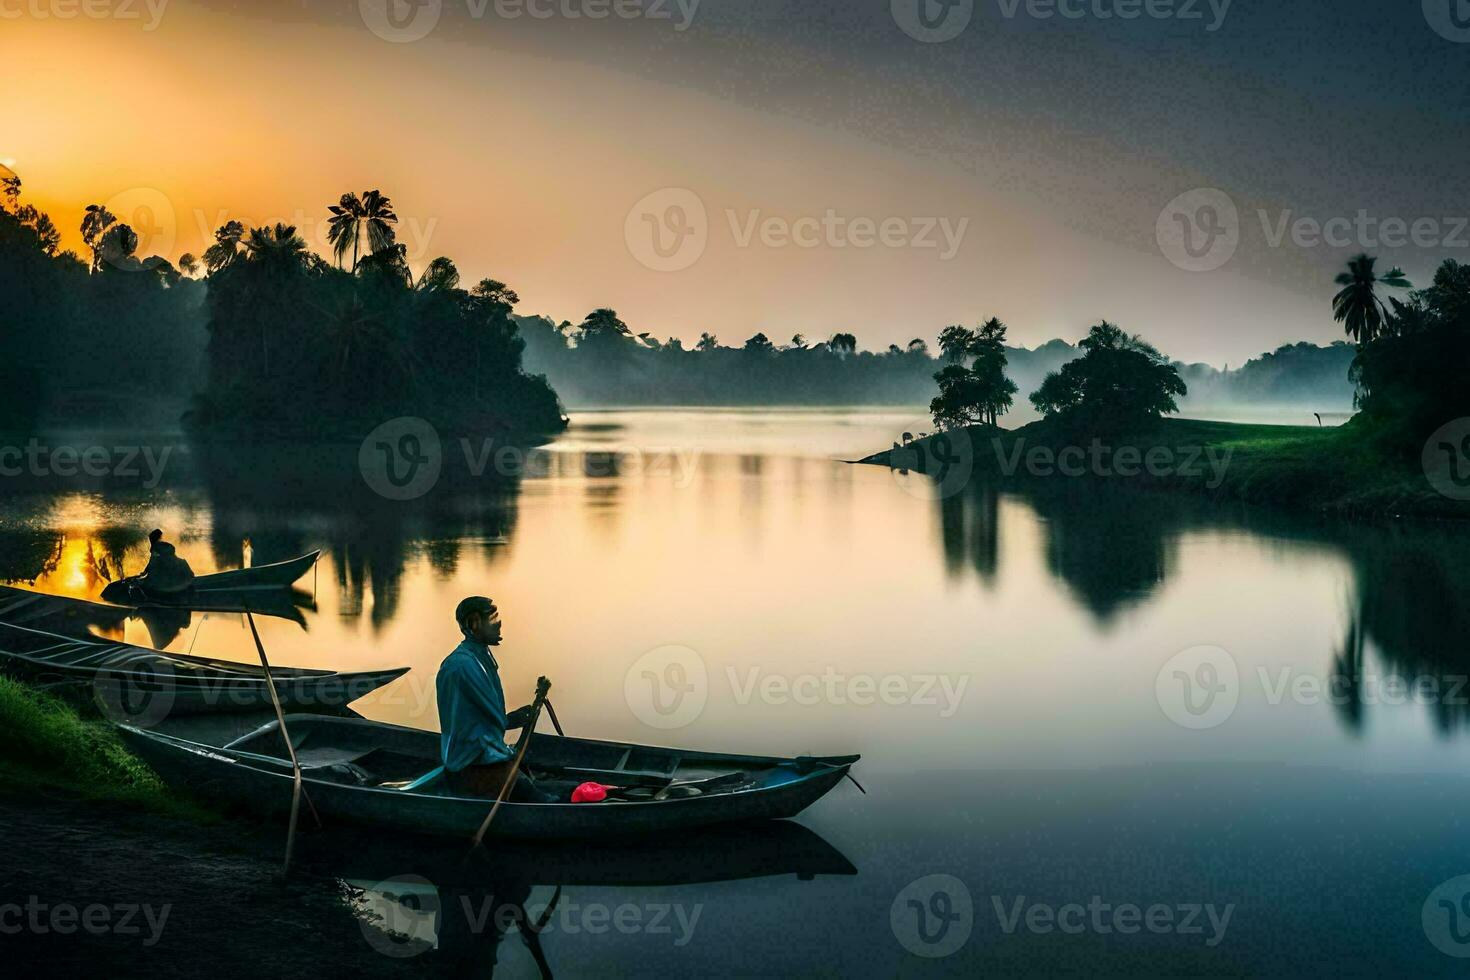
[101,551,321,604]
[118,723,858,840]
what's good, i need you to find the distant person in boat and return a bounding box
[438,596,554,802]
[134,528,196,596]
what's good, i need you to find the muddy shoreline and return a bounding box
[2,791,422,978]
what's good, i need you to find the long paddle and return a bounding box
[470,675,551,851]
[244,610,319,873]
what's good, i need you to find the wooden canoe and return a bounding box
[0,603,408,717]
[100,550,321,604]
[117,714,860,840]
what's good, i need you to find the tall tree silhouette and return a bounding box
[326,190,398,270]
[1333,253,1410,344]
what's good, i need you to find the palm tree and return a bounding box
[937,324,975,364]
[416,256,460,292]
[241,223,309,374]
[80,204,117,271]
[326,190,398,270]
[1333,253,1410,345]
[243,222,309,269]
[178,253,200,277]
[203,221,246,273]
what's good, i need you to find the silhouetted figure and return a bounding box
[134,528,196,596]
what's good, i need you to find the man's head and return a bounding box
[148,528,163,546]
[455,596,502,646]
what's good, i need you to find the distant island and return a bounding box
[861,256,1470,520]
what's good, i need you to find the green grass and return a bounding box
[0,676,212,819]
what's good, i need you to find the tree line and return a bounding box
[922,252,1469,456]
[0,177,564,438]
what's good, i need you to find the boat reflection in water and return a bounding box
[309,821,857,975]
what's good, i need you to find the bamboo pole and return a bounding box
[245,610,316,873]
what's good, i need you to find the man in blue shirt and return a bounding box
[438,596,553,801]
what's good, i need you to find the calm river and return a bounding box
[4,408,1470,975]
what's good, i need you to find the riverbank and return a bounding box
[859,416,1469,519]
[0,679,419,975]
[1,791,424,978]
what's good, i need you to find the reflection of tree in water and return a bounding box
[1331,524,1470,735]
[0,526,64,583]
[194,441,523,633]
[1026,482,1184,625]
[937,482,1000,587]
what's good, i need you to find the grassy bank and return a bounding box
[0,677,209,819]
[861,416,1469,519]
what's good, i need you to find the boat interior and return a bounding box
[209,714,824,802]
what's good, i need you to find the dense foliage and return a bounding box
[1346,256,1470,451]
[929,318,1018,429]
[0,176,205,429]
[0,178,565,438]
[1029,322,1188,426]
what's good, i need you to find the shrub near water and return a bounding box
[0,677,204,817]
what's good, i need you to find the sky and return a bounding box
[3,0,1468,365]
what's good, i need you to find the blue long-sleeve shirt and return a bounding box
[437,638,514,772]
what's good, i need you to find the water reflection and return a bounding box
[3,413,1470,752]
[320,822,855,975]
